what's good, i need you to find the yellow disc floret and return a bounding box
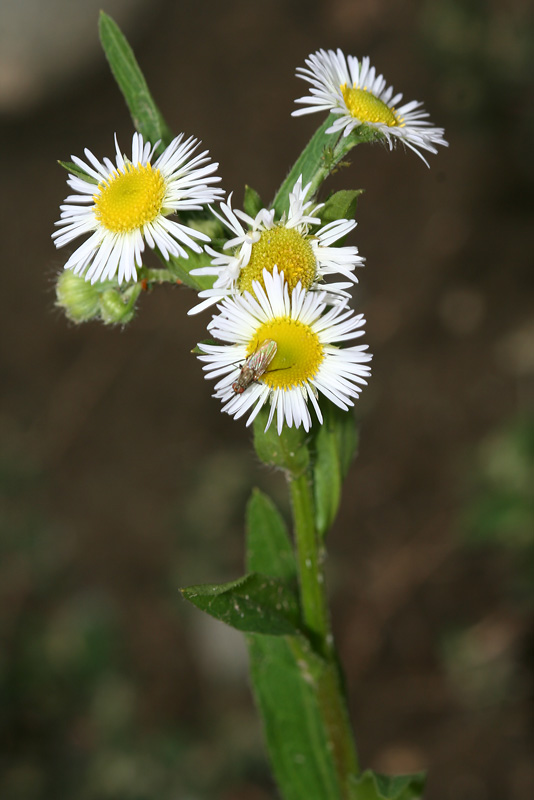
[340,84,401,127]
[238,226,317,296]
[247,318,324,390]
[94,162,166,233]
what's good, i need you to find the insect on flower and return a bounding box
[232,339,278,394]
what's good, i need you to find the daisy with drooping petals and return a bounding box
[188,174,363,314]
[293,49,448,165]
[197,266,372,434]
[52,132,223,284]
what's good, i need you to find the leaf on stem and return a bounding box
[243,185,264,218]
[312,399,358,538]
[318,189,363,227]
[349,770,426,800]
[246,489,296,581]
[248,633,345,800]
[181,572,301,636]
[98,11,173,151]
[58,160,97,184]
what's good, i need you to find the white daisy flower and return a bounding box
[188,174,363,314]
[197,266,372,434]
[293,49,448,166]
[52,132,223,284]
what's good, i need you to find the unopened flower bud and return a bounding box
[55,270,100,323]
[99,289,136,325]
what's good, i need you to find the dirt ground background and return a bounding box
[1,1,533,798]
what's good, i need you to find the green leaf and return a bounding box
[350,770,426,800]
[248,633,346,800]
[319,189,363,227]
[58,160,97,184]
[253,406,310,476]
[246,489,296,581]
[181,572,301,636]
[272,115,341,217]
[98,12,173,150]
[243,185,264,218]
[165,248,215,291]
[312,400,358,538]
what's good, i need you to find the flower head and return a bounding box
[197,267,372,434]
[293,49,447,165]
[188,175,363,314]
[53,132,223,284]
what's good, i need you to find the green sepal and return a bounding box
[181,573,301,636]
[246,489,296,581]
[311,400,358,538]
[98,11,173,151]
[349,770,426,800]
[318,189,363,227]
[253,407,310,476]
[58,160,97,184]
[243,185,264,218]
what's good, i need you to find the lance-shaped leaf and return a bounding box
[243,185,264,218]
[181,573,301,636]
[246,489,296,581]
[318,189,363,228]
[272,115,340,217]
[58,160,98,183]
[246,489,359,799]
[349,770,426,800]
[248,633,348,800]
[312,399,359,538]
[99,12,173,151]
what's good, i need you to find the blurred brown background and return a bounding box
[1,1,533,798]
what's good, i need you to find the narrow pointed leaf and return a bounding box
[243,185,264,218]
[245,489,359,799]
[181,573,301,635]
[247,634,345,800]
[58,160,97,184]
[318,189,363,227]
[272,115,340,217]
[99,12,173,150]
[349,770,426,800]
[246,489,296,581]
[313,400,358,538]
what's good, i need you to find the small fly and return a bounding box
[232,339,278,394]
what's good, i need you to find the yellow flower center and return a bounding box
[238,226,317,296]
[94,162,166,233]
[247,318,324,390]
[340,84,401,127]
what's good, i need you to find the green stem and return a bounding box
[289,471,331,656]
[288,469,360,795]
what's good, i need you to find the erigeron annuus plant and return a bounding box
[52,13,447,800]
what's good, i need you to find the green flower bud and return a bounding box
[253,407,310,476]
[99,289,136,325]
[55,270,100,323]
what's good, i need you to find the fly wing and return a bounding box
[232,339,277,394]
[247,339,277,380]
